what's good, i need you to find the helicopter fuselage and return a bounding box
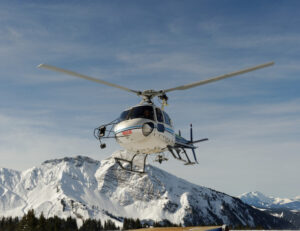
[114,104,175,154]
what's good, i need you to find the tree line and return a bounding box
[0,209,182,230]
[0,210,119,231]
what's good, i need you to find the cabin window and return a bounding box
[163,111,172,126]
[127,106,154,120]
[156,108,164,123]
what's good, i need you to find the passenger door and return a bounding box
[155,108,165,132]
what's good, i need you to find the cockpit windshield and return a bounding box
[119,106,154,121]
[119,110,130,121]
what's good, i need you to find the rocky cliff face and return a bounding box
[0,154,293,228]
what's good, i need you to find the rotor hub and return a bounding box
[139,90,165,103]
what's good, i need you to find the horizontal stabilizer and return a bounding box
[188,138,209,144]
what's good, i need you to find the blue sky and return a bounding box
[0,0,300,198]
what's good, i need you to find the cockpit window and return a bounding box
[156,108,164,123]
[163,111,172,126]
[126,106,154,120]
[119,110,130,121]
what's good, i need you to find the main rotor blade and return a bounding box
[37,64,140,95]
[163,62,274,93]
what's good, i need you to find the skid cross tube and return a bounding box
[114,154,148,173]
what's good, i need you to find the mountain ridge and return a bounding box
[0,154,294,228]
[238,191,300,210]
[238,191,300,228]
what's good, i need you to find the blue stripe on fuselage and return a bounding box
[175,134,189,144]
[165,127,174,134]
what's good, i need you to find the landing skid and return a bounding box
[114,153,148,173]
[167,146,197,165]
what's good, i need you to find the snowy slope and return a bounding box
[0,154,293,228]
[238,191,300,210]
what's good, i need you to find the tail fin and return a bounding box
[190,124,193,143]
[190,124,198,163]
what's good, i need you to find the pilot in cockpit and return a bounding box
[143,109,152,120]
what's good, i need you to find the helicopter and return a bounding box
[38,61,274,173]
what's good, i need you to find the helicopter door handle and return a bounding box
[157,123,165,133]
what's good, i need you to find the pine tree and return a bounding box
[53,215,62,231]
[104,219,119,230]
[80,218,98,231]
[123,218,128,230]
[97,219,103,230]
[17,209,38,231]
[1,216,19,231]
[135,218,142,229]
[36,212,46,231]
[0,217,5,230]
[65,216,78,231]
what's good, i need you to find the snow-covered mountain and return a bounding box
[238,191,300,228]
[0,154,293,228]
[238,191,300,210]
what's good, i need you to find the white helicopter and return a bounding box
[38,61,274,172]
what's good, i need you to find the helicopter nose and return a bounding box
[114,119,143,137]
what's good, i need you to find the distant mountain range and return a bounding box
[238,191,300,210]
[238,191,300,228]
[0,154,295,228]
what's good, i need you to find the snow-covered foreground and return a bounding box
[0,154,293,228]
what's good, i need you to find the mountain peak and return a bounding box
[241,191,266,197]
[294,196,300,201]
[239,191,300,211]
